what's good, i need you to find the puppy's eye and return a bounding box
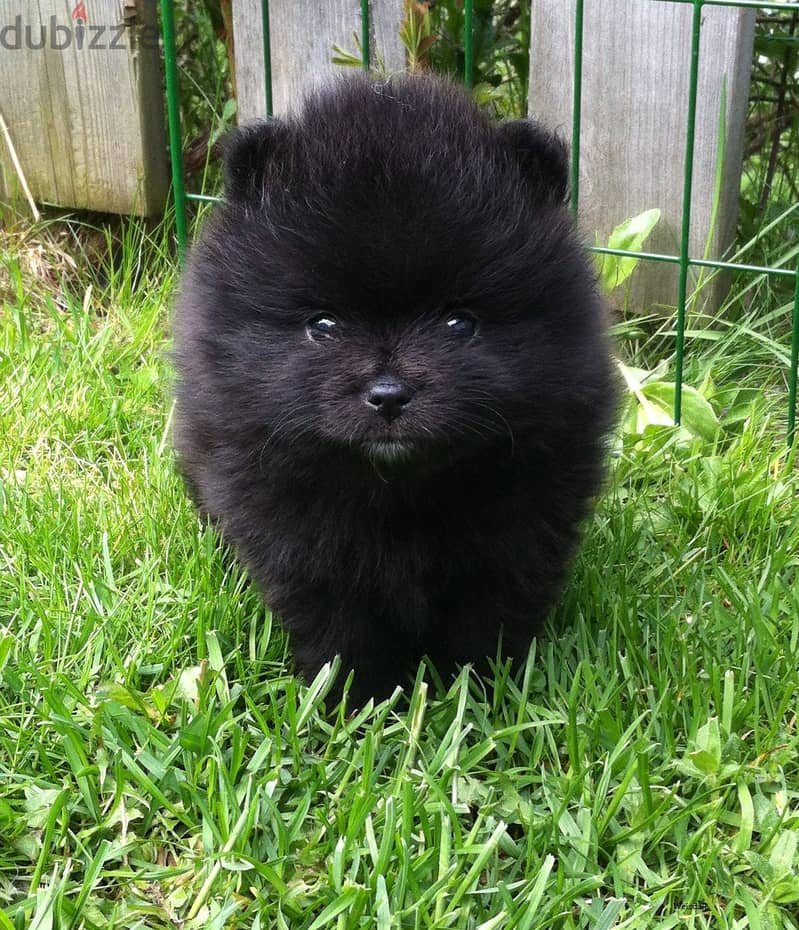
[446,314,476,337]
[306,315,338,340]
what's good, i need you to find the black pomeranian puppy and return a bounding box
[173,74,617,704]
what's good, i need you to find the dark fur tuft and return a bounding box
[495,120,570,203]
[222,119,291,202]
[173,74,618,705]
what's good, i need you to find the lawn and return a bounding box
[1,216,799,929]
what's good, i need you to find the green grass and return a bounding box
[2,216,799,930]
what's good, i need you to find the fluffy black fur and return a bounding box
[172,74,617,704]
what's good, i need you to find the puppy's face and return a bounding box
[288,297,505,465]
[190,76,598,468]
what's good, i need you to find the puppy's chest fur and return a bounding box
[225,453,537,628]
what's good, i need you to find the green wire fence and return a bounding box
[159,0,799,443]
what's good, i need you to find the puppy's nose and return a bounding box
[365,378,411,422]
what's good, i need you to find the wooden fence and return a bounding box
[0,0,167,215]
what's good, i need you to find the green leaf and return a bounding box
[221,98,237,123]
[599,208,661,292]
[642,382,720,442]
[306,888,361,930]
[331,42,363,68]
[24,786,62,830]
[734,780,754,853]
[179,712,210,754]
[688,717,722,776]
[593,898,627,930]
[375,874,391,930]
[768,830,798,879]
[773,876,799,904]
[744,849,775,884]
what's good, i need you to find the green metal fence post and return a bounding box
[464,0,474,88]
[570,0,585,217]
[261,0,273,117]
[674,0,704,425]
[361,0,370,70]
[160,0,188,258]
[788,253,799,445]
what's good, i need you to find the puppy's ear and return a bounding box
[222,120,291,202]
[496,120,570,204]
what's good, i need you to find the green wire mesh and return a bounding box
[160,0,799,442]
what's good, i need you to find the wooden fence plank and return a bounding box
[0,0,168,215]
[528,1,755,313]
[232,0,405,120]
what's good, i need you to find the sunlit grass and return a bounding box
[1,215,799,929]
